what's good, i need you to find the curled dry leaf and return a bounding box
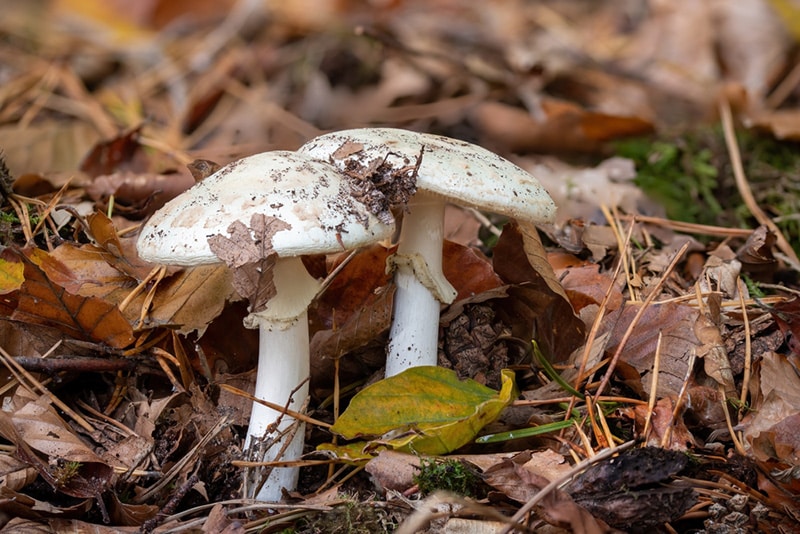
[694,313,737,398]
[736,225,777,275]
[0,403,113,499]
[187,158,221,181]
[632,397,696,449]
[743,351,800,463]
[492,221,585,363]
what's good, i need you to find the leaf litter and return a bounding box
[0,1,799,532]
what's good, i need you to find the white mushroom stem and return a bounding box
[244,256,319,501]
[386,191,457,377]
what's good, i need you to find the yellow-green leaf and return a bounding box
[0,254,24,294]
[329,367,515,456]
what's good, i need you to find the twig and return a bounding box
[643,331,663,439]
[0,344,96,434]
[219,383,331,429]
[718,98,799,265]
[140,474,199,534]
[594,241,690,398]
[736,278,753,421]
[617,214,753,238]
[132,415,230,504]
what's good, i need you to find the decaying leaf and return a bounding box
[743,351,800,464]
[492,221,585,363]
[325,367,515,458]
[0,401,113,499]
[604,302,699,398]
[694,312,736,398]
[482,451,614,533]
[11,248,135,348]
[0,248,24,294]
[208,213,290,313]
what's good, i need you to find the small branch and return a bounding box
[718,98,799,265]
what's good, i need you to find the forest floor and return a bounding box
[1,1,800,532]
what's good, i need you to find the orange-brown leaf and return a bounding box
[11,248,135,348]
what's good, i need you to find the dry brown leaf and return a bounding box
[694,313,736,398]
[311,244,394,332]
[0,122,100,178]
[633,397,696,449]
[604,302,699,398]
[201,503,247,534]
[748,109,800,140]
[310,284,393,392]
[0,486,94,524]
[751,413,800,466]
[492,221,584,362]
[144,264,233,335]
[50,235,231,335]
[743,351,800,463]
[556,263,624,313]
[364,450,421,493]
[11,248,135,349]
[0,453,38,492]
[86,170,196,217]
[0,518,54,533]
[471,100,653,154]
[442,240,503,301]
[105,492,160,529]
[736,225,777,276]
[697,245,742,299]
[0,402,113,499]
[208,214,290,312]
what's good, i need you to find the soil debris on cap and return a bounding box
[336,143,423,225]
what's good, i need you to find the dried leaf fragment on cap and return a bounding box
[208,214,291,314]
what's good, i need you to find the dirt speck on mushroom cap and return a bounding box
[299,128,556,223]
[136,151,395,266]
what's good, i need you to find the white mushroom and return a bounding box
[136,151,395,501]
[299,129,555,377]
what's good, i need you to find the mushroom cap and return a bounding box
[298,128,556,223]
[137,151,395,266]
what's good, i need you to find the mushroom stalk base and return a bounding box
[386,193,454,376]
[244,261,314,502]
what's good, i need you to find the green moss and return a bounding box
[615,129,800,252]
[615,134,723,226]
[413,457,484,498]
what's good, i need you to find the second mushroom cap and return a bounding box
[298,127,556,224]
